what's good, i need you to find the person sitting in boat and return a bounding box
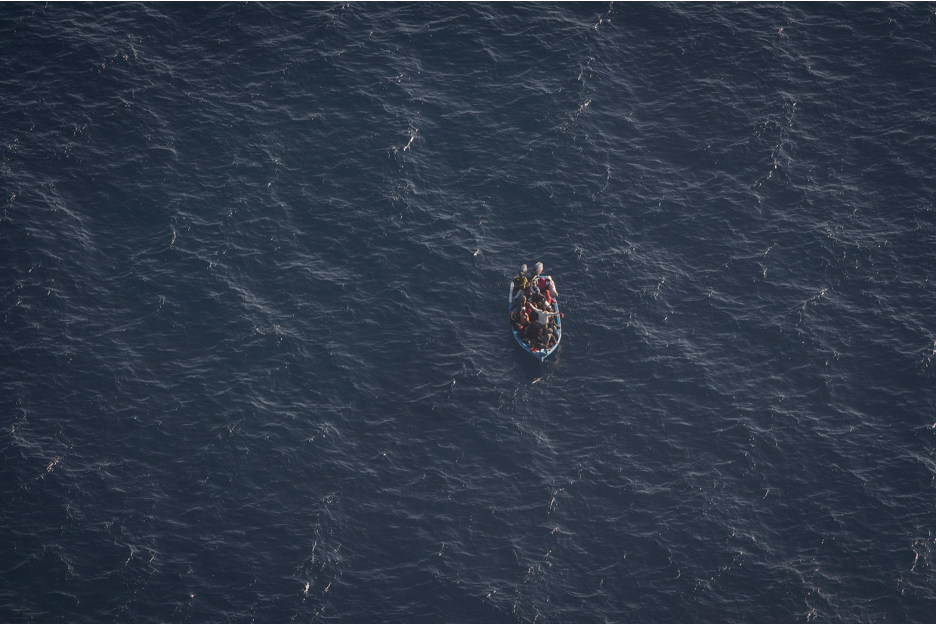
[544,324,558,346]
[525,318,542,346]
[548,311,560,330]
[535,274,558,301]
[534,263,557,297]
[512,264,529,291]
[540,285,553,307]
[511,284,529,309]
[532,324,555,350]
[511,291,526,312]
[532,295,553,314]
[530,330,546,350]
[514,287,531,310]
[535,277,554,302]
[511,306,530,333]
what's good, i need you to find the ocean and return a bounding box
[2,3,935,622]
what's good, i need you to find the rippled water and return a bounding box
[2,3,935,622]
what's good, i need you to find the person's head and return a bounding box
[520,264,527,274]
[534,262,543,275]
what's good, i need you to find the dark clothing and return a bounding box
[525,322,544,347]
[511,309,529,333]
[533,332,549,350]
[535,324,557,349]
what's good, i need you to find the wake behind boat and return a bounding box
[508,263,561,362]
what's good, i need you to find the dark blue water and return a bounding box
[3,3,936,622]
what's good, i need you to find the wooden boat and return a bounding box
[508,276,561,362]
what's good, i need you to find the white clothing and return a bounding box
[531,307,559,326]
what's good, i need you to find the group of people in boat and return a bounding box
[511,262,561,351]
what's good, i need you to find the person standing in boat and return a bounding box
[528,302,559,328]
